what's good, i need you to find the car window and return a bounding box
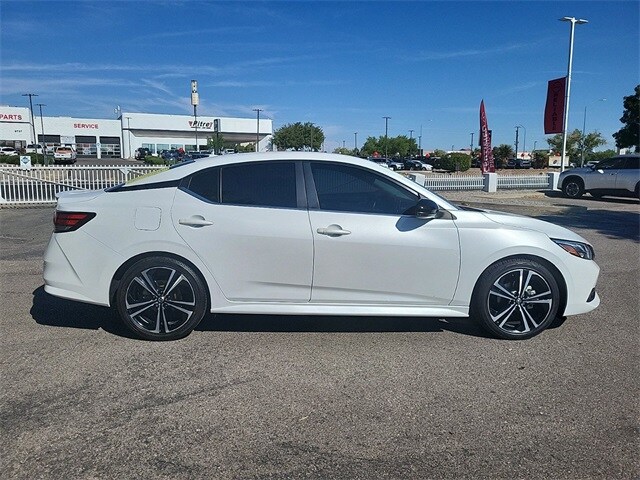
[597,157,626,170]
[622,157,640,170]
[221,162,297,208]
[186,167,220,202]
[310,162,418,215]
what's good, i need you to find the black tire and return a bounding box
[116,256,208,341]
[471,258,561,340]
[562,177,584,198]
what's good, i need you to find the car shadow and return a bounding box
[544,190,640,206]
[31,286,491,339]
[196,313,490,338]
[30,286,138,339]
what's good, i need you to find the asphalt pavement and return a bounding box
[1,192,638,479]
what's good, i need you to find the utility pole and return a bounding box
[253,108,262,152]
[470,132,474,154]
[22,93,38,145]
[36,103,46,164]
[383,116,391,159]
[354,132,358,152]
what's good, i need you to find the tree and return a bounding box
[532,150,549,169]
[612,84,640,152]
[360,135,418,158]
[207,134,225,155]
[492,144,514,169]
[586,149,617,163]
[546,129,606,165]
[272,122,324,151]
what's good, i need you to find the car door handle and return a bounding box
[317,224,351,237]
[179,216,214,227]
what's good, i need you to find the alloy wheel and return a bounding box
[124,266,197,335]
[487,268,554,335]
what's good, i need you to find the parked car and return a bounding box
[0,146,19,156]
[559,154,640,199]
[367,156,389,168]
[386,158,404,171]
[506,158,532,169]
[53,146,77,164]
[403,159,423,170]
[134,147,152,160]
[25,144,44,154]
[160,149,181,164]
[404,158,432,171]
[44,152,600,341]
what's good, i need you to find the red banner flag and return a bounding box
[544,77,566,134]
[479,100,495,173]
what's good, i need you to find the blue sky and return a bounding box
[1,1,638,152]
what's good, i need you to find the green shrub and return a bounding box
[438,153,471,172]
[144,156,167,165]
[0,152,48,165]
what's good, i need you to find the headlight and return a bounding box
[551,238,595,260]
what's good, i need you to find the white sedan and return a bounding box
[44,152,600,341]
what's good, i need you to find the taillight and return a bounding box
[53,211,96,233]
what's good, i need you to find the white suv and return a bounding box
[53,146,77,164]
[559,154,640,199]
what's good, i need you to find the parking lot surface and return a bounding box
[1,192,638,479]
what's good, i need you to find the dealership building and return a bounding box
[0,106,273,158]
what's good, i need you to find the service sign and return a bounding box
[20,155,32,170]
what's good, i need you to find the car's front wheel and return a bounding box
[471,258,561,340]
[116,256,208,341]
[562,177,584,198]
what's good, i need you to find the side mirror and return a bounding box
[413,198,440,219]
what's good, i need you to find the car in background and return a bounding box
[44,152,600,342]
[404,158,432,171]
[25,144,44,154]
[559,154,640,199]
[367,157,389,168]
[134,147,152,160]
[386,158,404,171]
[506,158,532,169]
[53,146,77,164]
[0,146,19,156]
[160,150,182,164]
[184,152,213,160]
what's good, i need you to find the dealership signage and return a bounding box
[74,123,99,129]
[188,120,213,129]
[1,113,23,120]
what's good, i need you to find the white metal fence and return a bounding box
[0,165,166,205]
[423,174,485,191]
[0,164,556,206]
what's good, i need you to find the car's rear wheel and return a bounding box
[116,256,208,341]
[471,258,561,340]
[562,177,584,198]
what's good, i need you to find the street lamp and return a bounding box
[253,108,262,152]
[559,16,588,172]
[515,124,526,158]
[383,116,391,158]
[191,80,199,151]
[581,98,606,166]
[125,117,132,158]
[22,93,38,145]
[470,132,474,154]
[354,132,358,151]
[36,103,46,164]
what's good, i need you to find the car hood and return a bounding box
[560,166,591,176]
[480,209,589,243]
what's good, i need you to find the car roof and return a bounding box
[125,152,409,186]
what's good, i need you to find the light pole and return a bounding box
[419,124,423,156]
[36,103,46,164]
[470,132,474,154]
[22,93,38,145]
[354,132,358,152]
[191,80,199,151]
[559,16,588,172]
[408,129,414,156]
[125,117,132,158]
[515,124,526,157]
[253,108,262,152]
[581,98,606,166]
[383,116,391,158]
